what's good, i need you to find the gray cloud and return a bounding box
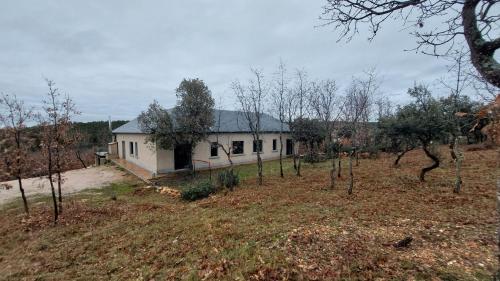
[0,0,472,121]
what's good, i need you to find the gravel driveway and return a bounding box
[0,166,128,205]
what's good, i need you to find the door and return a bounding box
[286,139,293,155]
[121,141,126,159]
[174,143,192,170]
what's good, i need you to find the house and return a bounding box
[111,109,293,176]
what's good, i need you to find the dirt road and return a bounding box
[0,166,128,205]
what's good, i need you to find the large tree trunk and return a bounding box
[348,150,354,195]
[453,138,463,193]
[419,144,440,182]
[17,176,29,215]
[279,133,283,178]
[461,0,500,88]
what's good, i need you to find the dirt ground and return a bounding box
[0,165,128,205]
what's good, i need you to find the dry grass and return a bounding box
[0,146,497,280]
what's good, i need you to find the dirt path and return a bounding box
[0,166,128,205]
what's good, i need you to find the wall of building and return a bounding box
[115,132,292,174]
[115,134,158,173]
[190,132,292,170]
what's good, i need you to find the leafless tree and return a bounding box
[270,60,288,178]
[342,71,377,194]
[40,79,78,222]
[0,93,34,215]
[320,0,500,88]
[309,79,343,189]
[289,69,309,176]
[234,69,267,185]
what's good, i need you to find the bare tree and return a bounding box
[270,60,288,178]
[342,71,377,194]
[0,93,34,215]
[288,69,308,176]
[309,79,343,189]
[234,69,267,185]
[320,0,500,88]
[40,79,78,222]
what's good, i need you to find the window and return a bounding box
[272,139,277,151]
[232,141,244,155]
[135,142,138,158]
[210,142,218,157]
[129,142,134,155]
[253,140,263,153]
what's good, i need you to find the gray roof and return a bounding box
[112,109,290,134]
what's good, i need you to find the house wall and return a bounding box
[189,132,292,170]
[115,132,292,174]
[115,134,158,174]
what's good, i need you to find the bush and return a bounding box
[217,169,240,191]
[181,180,216,201]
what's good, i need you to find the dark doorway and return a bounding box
[286,139,293,155]
[174,143,192,170]
[121,141,126,159]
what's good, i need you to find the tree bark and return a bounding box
[419,144,440,182]
[279,134,283,178]
[330,155,336,189]
[55,146,63,214]
[337,152,341,178]
[393,147,412,167]
[496,149,500,279]
[257,152,263,185]
[462,0,500,88]
[17,176,29,215]
[453,138,463,193]
[348,150,354,195]
[47,147,58,223]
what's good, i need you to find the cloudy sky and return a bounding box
[0,0,473,122]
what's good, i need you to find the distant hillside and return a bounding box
[73,120,128,149]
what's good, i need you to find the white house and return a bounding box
[111,109,292,176]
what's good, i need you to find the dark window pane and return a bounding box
[272,139,277,150]
[210,142,218,157]
[232,141,244,154]
[129,142,134,154]
[253,140,263,153]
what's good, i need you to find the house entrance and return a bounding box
[174,143,192,170]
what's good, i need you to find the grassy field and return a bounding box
[0,146,497,280]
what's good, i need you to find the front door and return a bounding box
[286,139,293,155]
[174,143,192,170]
[121,141,126,159]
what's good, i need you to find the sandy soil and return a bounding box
[0,166,128,205]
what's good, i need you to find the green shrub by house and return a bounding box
[217,169,240,191]
[181,180,216,201]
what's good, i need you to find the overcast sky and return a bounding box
[0,0,478,122]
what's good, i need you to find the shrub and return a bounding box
[181,180,216,201]
[217,169,240,191]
